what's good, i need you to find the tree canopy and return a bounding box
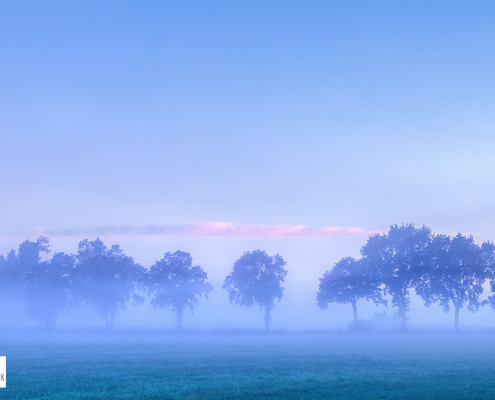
[360,224,431,330]
[223,250,287,330]
[73,238,145,328]
[147,251,212,330]
[0,236,51,298]
[317,257,385,322]
[415,234,491,331]
[23,252,73,329]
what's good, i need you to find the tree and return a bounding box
[0,249,24,326]
[483,242,495,315]
[0,237,51,326]
[317,257,385,322]
[0,236,51,298]
[73,238,145,328]
[360,224,431,330]
[223,250,287,331]
[17,236,51,277]
[415,234,490,332]
[23,252,73,329]
[146,251,212,330]
[0,251,20,299]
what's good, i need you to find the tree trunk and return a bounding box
[398,306,407,331]
[264,307,271,331]
[176,308,183,331]
[352,300,358,322]
[454,306,460,332]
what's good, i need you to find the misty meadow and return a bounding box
[2,224,495,398]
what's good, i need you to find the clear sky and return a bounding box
[2,1,495,329]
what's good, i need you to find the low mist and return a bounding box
[2,224,495,335]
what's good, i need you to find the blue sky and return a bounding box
[1,1,495,328]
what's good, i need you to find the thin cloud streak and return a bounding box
[41,223,382,239]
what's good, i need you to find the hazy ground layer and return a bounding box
[1,331,494,399]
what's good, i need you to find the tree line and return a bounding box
[1,223,495,332]
[317,224,495,331]
[0,237,285,330]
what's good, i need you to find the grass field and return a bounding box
[1,330,495,399]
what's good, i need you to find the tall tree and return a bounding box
[0,236,51,323]
[483,241,495,316]
[0,251,20,299]
[147,251,212,330]
[0,250,23,326]
[23,252,73,329]
[73,238,145,328]
[223,250,287,331]
[0,236,51,297]
[415,234,490,331]
[317,257,385,322]
[17,236,51,277]
[360,224,431,330]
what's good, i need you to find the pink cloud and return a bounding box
[41,222,382,239]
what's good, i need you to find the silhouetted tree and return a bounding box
[415,234,491,331]
[360,224,431,330]
[468,238,495,325]
[73,238,145,328]
[0,236,51,318]
[0,237,51,297]
[17,236,51,276]
[146,251,212,330]
[482,241,495,316]
[0,251,20,299]
[317,257,386,322]
[223,250,287,330]
[23,252,73,329]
